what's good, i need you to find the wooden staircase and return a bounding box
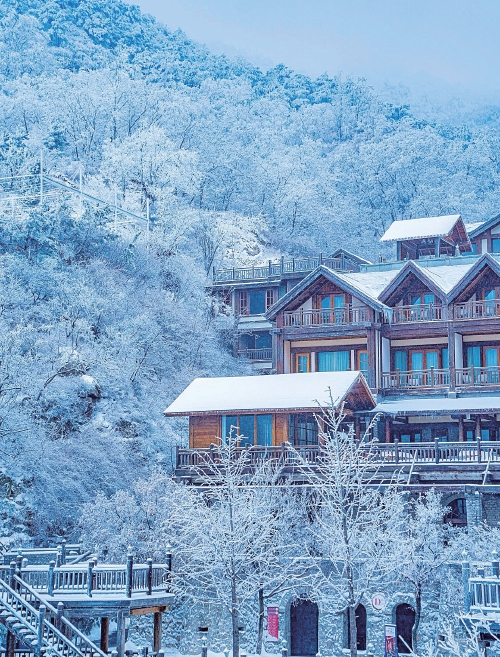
[0,572,106,657]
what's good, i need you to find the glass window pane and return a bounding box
[222,416,238,441]
[426,351,438,369]
[257,415,273,446]
[467,346,481,367]
[333,295,345,308]
[394,350,408,371]
[424,293,435,304]
[411,295,422,305]
[297,354,309,373]
[358,351,368,373]
[411,352,424,371]
[318,351,349,372]
[442,348,449,369]
[486,348,499,367]
[321,296,331,309]
[485,289,496,300]
[239,415,254,447]
[249,290,266,315]
[492,238,500,253]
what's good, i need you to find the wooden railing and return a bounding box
[456,366,500,387]
[213,254,359,282]
[176,440,500,471]
[284,306,368,327]
[391,304,444,323]
[238,348,272,361]
[16,562,169,597]
[382,368,450,389]
[454,299,500,319]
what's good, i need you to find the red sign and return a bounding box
[267,606,279,640]
[384,624,398,657]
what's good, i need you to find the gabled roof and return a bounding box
[380,214,463,242]
[467,213,500,238]
[378,260,449,304]
[266,265,392,320]
[446,253,500,302]
[329,248,372,266]
[164,371,376,416]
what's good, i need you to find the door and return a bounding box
[290,600,318,656]
[396,604,415,654]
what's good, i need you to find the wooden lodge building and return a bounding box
[167,213,500,524]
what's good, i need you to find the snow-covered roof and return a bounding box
[374,396,500,416]
[164,371,375,416]
[380,215,462,242]
[413,262,475,294]
[465,221,486,234]
[335,269,400,300]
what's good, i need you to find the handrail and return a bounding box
[382,368,450,389]
[12,575,106,657]
[283,305,368,327]
[454,299,500,319]
[391,303,444,323]
[213,255,359,282]
[237,348,272,361]
[456,366,500,387]
[176,441,500,469]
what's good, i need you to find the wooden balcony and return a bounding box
[454,299,500,319]
[213,254,359,283]
[456,366,500,387]
[238,348,272,361]
[283,306,368,327]
[382,368,450,389]
[176,440,500,475]
[391,303,444,323]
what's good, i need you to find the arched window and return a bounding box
[347,604,367,651]
[396,603,415,654]
[444,498,467,527]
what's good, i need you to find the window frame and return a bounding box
[221,414,274,446]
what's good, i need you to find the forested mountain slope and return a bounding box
[1,0,500,541]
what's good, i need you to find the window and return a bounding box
[236,290,268,315]
[471,242,477,254]
[317,350,350,372]
[237,291,249,316]
[289,414,319,446]
[266,288,278,310]
[221,414,273,446]
[467,346,481,367]
[444,498,467,527]
[295,353,310,373]
[358,350,368,374]
[493,238,500,253]
[398,431,422,443]
[411,293,435,305]
[394,350,408,372]
[432,426,448,441]
[393,348,447,372]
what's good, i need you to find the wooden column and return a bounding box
[385,417,391,443]
[366,327,377,389]
[354,417,361,441]
[6,630,15,657]
[100,617,109,653]
[116,612,126,657]
[447,325,456,391]
[458,417,464,442]
[476,415,482,440]
[153,612,162,653]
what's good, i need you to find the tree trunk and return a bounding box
[412,581,422,651]
[256,587,264,654]
[231,578,240,657]
[348,603,357,657]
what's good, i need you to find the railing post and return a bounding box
[268,260,272,276]
[126,550,134,598]
[462,560,471,612]
[280,256,284,274]
[435,438,440,464]
[281,639,288,657]
[394,439,399,464]
[16,550,23,574]
[9,561,15,588]
[477,437,482,463]
[87,560,94,598]
[61,539,67,565]
[492,550,499,578]
[319,252,323,265]
[56,602,64,631]
[37,605,47,657]
[48,560,55,596]
[431,366,435,387]
[147,558,153,595]
[55,546,62,568]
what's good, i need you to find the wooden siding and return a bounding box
[189,415,220,448]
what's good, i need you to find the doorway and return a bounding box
[290,600,319,656]
[396,603,415,654]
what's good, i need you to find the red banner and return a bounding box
[267,606,279,640]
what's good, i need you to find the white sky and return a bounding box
[130,0,500,99]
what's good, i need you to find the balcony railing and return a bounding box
[284,306,368,328]
[176,440,500,473]
[213,254,359,283]
[238,348,272,361]
[382,368,450,389]
[392,304,444,323]
[454,299,500,319]
[456,366,500,387]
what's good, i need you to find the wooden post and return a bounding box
[9,561,15,588]
[477,437,482,463]
[435,438,440,464]
[37,605,47,657]
[166,546,172,594]
[116,612,126,657]
[147,558,153,596]
[100,617,109,653]
[56,546,62,568]
[394,438,399,464]
[462,561,471,612]
[87,560,94,597]
[126,551,134,598]
[56,602,64,631]
[153,612,162,653]
[6,630,15,657]
[61,539,67,565]
[458,417,464,442]
[48,560,55,596]
[16,550,23,573]
[476,415,481,440]
[385,417,391,443]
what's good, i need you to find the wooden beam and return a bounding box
[130,606,168,617]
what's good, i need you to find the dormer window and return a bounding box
[410,293,435,305]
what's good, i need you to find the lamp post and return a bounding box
[198,626,209,657]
